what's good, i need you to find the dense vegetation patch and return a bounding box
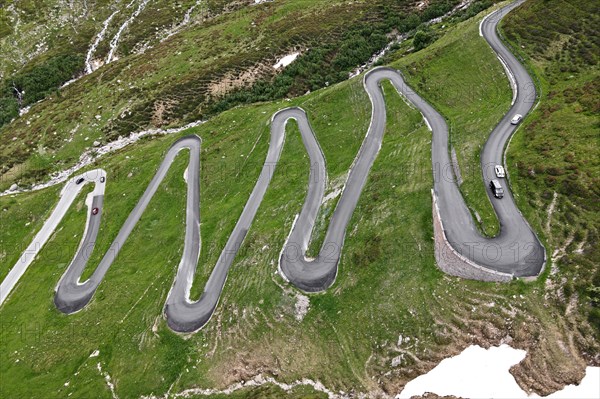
[0,54,84,126]
[205,0,463,116]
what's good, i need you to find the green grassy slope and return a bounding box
[0,69,429,398]
[0,2,597,398]
[390,9,513,235]
[501,0,599,339]
[0,0,224,124]
[0,184,63,282]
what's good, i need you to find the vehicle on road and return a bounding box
[0,1,547,336]
[489,179,504,199]
[494,165,505,178]
[510,114,523,125]
[75,177,84,185]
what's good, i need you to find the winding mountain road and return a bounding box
[0,0,544,332]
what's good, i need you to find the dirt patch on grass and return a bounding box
[213,350,276,386]
[152,99,177,127]
[207,63,274,98]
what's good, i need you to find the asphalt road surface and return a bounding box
[281,0,544,290]
[1,0,543,332]
[0,170,106,306]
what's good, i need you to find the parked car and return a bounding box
[489,179,504,199]
[494,165,506,178]
[92,207,99,215]
[100,176,105,183]
[511,114,523,125]
[75,177,85,185]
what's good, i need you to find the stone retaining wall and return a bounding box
[431,190,512,282]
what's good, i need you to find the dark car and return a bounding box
[76,177,85,185]
[489,179,504,199]
[92,207,99,215]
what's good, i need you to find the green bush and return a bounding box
[11,54,84,105]
[420,0,455,22]
[413,30,433,51]
[0,54,83,129]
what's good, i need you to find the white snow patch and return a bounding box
[294,293,309,321]
[397,344,600,399]
[273,52,299,69]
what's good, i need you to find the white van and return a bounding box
[489,179,504,199]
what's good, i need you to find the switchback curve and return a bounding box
[0,0,544,333]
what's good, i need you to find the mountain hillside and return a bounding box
[0,0,464,190]
[0,0,598,398]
